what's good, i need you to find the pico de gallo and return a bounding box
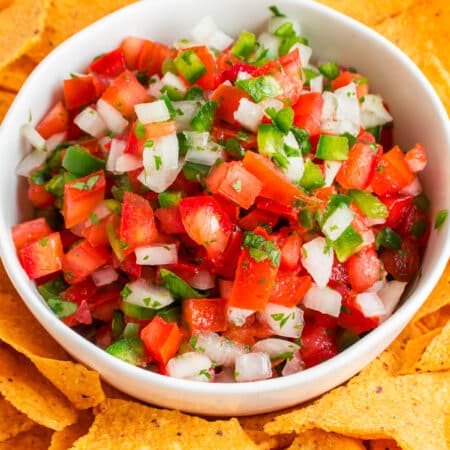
[12,6,440,383]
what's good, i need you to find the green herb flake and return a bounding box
[39,237,48,247]
[71,174,100,191]
[121,285,132,299]
[89,212,99,225]
[134,122,146,139]
[434,209,448,230]
[231,178,242,192]
[154,155,162,170]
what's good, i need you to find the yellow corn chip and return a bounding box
[0,56,36,92]
[287,429,365,449]
[0,396,34,442]
[0,342,77,430]
[0,0,48,71]
[71,398,259,450]
[419,304,450,331]
[0,425,53,450]
[265,372,450,450]
[0,90,15,123]
[368,439,402,450]
[48,410,93,450]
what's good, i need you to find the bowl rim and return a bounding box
[0,0,449,398]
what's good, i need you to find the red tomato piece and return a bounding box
[63,76,98,110]
[12,217,53,251]
[101,70,149,118]
[61,278,97,305]
[220,63,256,83]
[120,192,157,253]
[213,231,243,279]
[82,216,110,247]
[140,316,182,366]
[300,322,338,368]
[381,195,414,230]
[345,247,381,292]
[278,231,302,271]
[380,237,420,282]
[178,196,232,261]
[62,239,111,284]
[238,209,279,231]
[35,101,69,139]
[63,300,93,327]
[255,197,297,220]
[212,194,240,223]
[177,46,218,90]
[293,92,323,136]
[154,206,186,235]
[137,40,177,75]
[222,316,273,346]
[183,298,228,334]
[19,232,63,280]
[337,293,380,335]
[89,48,127,78]
[269,272,312,307]
[405,143,427,173]
[212,84,250,125]
[120,37,146,70]
[63,170,106,228]
[26,184,54,209]
[211,124,257,151]
[119,252,142,279]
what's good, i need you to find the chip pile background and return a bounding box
[0,0,449,448]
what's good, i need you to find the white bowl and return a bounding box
[0,0,449,416]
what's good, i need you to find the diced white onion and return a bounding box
[167,352,213,382]
[324,160,342,187]
[356,292,386,318]
[236,71,252,81]
[260,98,284,112]
[74,107,107,138]
[251,338,300,360]
[282,350,305,376]
[285,156,304,183]
[135,100,170,124]
[189,269,215,290]
[259,303,304,338]
[320,120,340,135]
[148,75,163,98]
[96,99,129,134]
[360,94,393,128]
[85,201,113,226]
[268,16,301,36]
[190,16,233,51]
[185,143,225,166]
[309,74,323,93]
[366,279,386,293]
[290,43,312,66]
[234,98,264,132]
[303,285,342,317]
[301,237,334,288]
[135,244,178,265]
[124,279,175,310]
[46,132,66,152]
[258,32,281,58]
[161,72,187,94]
[366,217,386,227]
[320,92,337,121]
[335,82,361,126]
[195,332,246,367]
[399,177,422,196]
[234,352,272,382]
[322,203,354,241]
[228,306,254,326]
[16,149,48,177]
[336,119,360,136]
[173,100,203,130]
[21,123,46,149]
[138,160,183,193]
[106,138,126,173]
[142,133,179,172]
[378,280,407,321]
[91,266,119,286]
[115,154,143,173]
[98,136,112,153]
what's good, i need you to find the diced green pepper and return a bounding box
[157,305,181,323]
[316,135,349,161]
[231,30,256,59]
[330,226,363,262]
[111,174,134,202]
[177,132,190,156]
[47,298,77,319]
[123,322,140,339]
[38,276,68,301]
[257,124,284,157]
[190,100,218,132]
[62,145,105,177]
[341,132,357,148]
[318,61,340,80]
[348,190,388,219]
[303,67,319,87]
[265,106,294,134]
[279,35,308,57]
[336,328,360,351]
[184,86,204,100]
[112,310,125,339]
[161,58,178,75]
[299,208,314,230]
[160,85,185,101]
[30,165,52,185]
[291,127,311,156]
[106,222,124,261]
[45,172,77,197]
[182,162,210,181]
[159,269,205,299]
[223,138,246,160]
[366,125,382,143]
[122,301,156,320]
[375,227,402,250]
[236,76,282,103]
[158,190,185,208]
[174,50,206,84]
[105,337,145,365]
[104,199,122,215]
[299,160,325,191]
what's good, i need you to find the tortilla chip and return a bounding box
[71,398,259,450]
[48,410,93,450]
[100,381,133,401]
[0,56,36,92]
[412,319,450,372]
[0,425,53,450]
[242,429,278,450]
[0,0,47,71]
[0,342,77,430]
[419,304,450,331]
[0,90,15,123]
[0,396,34,442]
[27,0,138,63]
[287,429,365,449]
[368,440,402,450]
[265,372,450,450]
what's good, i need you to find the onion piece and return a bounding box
[115,154,143,173]
[16,149,48,177]
[74,107,107,138]
[378,280,407,321]
[234,98,263,132]
[259,303,304,338]
[303,284,342,317]
[360,94,393,128]
[190,16,233,51]
[106,139,126,173]
[138,160,183,193]
[335,82,361,125]
[260,98,284,112]
[21,123,46,149]
[399,177,422,196]
[124,279,175,310]
[251,338,300,361]
[228,306,254,326]
[195,332,246,367]
[291,43,312,66]
[135,100,171,124]
[257,32,281,59]
[84,201,113,227]
[356,292,386,318]
[282,350,305,376]
[46,132,67,152]
[161,72,187,95]
[234,352,272,382]
[135,244,178,266]
[173,101,203,130]
[322,203,354,241]
[96,99,128,134]
[301,237,334,288]
[320,92,337,121]
[148,75,163,98]
[142,132,179,171]
[324,160,342,187]
[268,16,301,36]
[309,74,323,93]
[185,141,225,166]
[166,352,213,382]
[188,269,215,290]
[91,266,119,286]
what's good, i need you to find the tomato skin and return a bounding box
[63,76,98,110]
[119,252,142,279]
[211,125,257,151]
[12,218,53,252]
[277,230,302,271]
[380,237,420,282]
[18,232,64,280]
[120,192,157,253]
[212,84,250,125]
[183,298,228,334]
[238,209,279,231]
[269,272,312,307]
[154,206,186,234]
[35,101,69,139]
[63,170,106,229]
[63,300,93,327]
[345,247,381,292]
[26,183,54,209]
[382,195,413,229]
[120,37,146,70]
[220,63,256,83]
[213,231,243,279]
[137,40,176,75]
[222,316,273,346]
[397,204,429,248]
[300,322,338,368]
[61,278,97,304]
[293,92,323,136]
[255,197,297,220]
[405,143,427,173]
[89,48,127,78]
[82,217,110,247]
[337,293,379,334]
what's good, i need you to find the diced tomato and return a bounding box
[183,298,228,334]
[293,92,323,136]
[405,143,427,173]
[19,232,63,280]
[101,70,149,118]
[329,261,350,286]
[381,195,413,229]
[137,40,177,75]
[300,322,338,368]
[215,50,242,76]
[337,293,379,334]
[397,203,429,247]
[82,216,110,247]
[220,63,256,84]
[120,192,157,253]
[67,109,83,140]
[212,194,240,223]
[59,230,81,251]
[345,247,381,292]
[63,300,93,327]
[222,316,273,346]
[92,297,120,322]
[212,84,250,125]
[213,231,243,279]
[120,37,146,70]
[278,230,302,271]
[255,197,297,220]
[62,239,111,284]
[269,272,312,307]
[211,124,257,151]
[179,196,232,261]
[26,184,54,209]
[371,146,415,196]
[380,237,420,282]
[154,206,186,234]
[332,71,368,98]
[140,316,182,366]
[89,48,127,78]
[89,283,122,309]
[12,217,53,251]
[61,278,97,304]
[119,252,142,279]
[63,76,98,110]
[243,151,312,207]
[63,170,106,228]
[177,46,218,90]
[238,209,279,231]
[35,101,69,139]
